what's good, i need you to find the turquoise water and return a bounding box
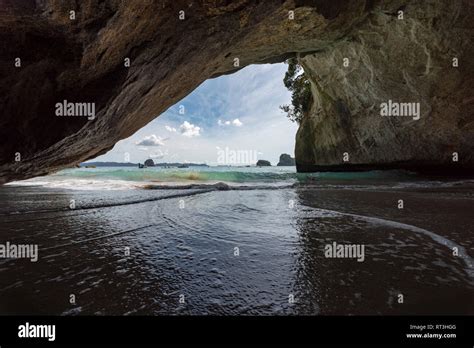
[57,166,302,183]
[1,166,473,315]
[7,166,427,190]
[8,165,468,192]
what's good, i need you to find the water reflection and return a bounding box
[0,185,473,315]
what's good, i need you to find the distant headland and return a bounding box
[80,161,209,168]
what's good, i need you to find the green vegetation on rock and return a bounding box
[280,58,312,124]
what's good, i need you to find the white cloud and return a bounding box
[179,121,201,137]
[218,119,231,126]
[232,118,243,127]
[135,134,165,146]
[91,63,296,165]
[165,126,177,132]
[218,118,242,127]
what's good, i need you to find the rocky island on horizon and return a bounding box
[277,154,296,166]
[80,161,210,168]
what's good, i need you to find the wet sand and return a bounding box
[0,183,473,315]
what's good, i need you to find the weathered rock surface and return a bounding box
[277,153,296,166]
[256,160,271,167]
[0,0,473,183]
[296,0,474,174]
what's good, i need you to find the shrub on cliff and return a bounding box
[280,58,312,124]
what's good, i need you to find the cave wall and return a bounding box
[296,0,474,173]
[0,0,473,183]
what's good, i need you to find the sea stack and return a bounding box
[144,159,155,167]
[256,160,271,167]
[277,154,296,166]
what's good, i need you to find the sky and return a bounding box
[92,63,298,166]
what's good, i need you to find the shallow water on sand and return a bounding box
[0,171,473,315]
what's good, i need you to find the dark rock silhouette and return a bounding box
[257,160,271,167]
[277,154,296,166]
[144,159,155,167]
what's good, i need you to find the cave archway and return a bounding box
[0,0,473,183]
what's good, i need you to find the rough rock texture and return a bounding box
[296,0,474,173]
[0,0,473,183]
[277,153,296,166]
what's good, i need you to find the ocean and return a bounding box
[0,166,473,315]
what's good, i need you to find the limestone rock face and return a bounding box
[0,0,473,183]
[295,1,474,173]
